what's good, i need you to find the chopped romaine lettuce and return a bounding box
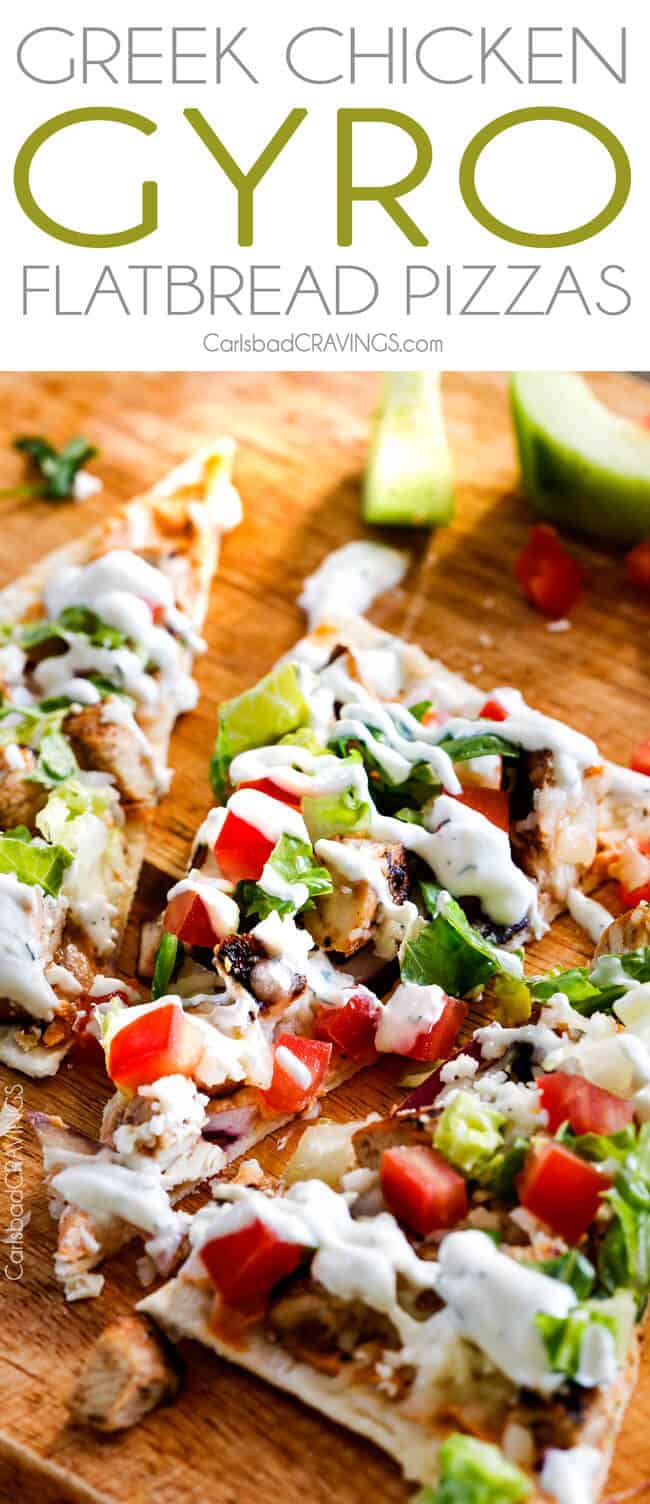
[418,1433,531,1504]
[210,661,311,801]
[302,776,370,843]
[556,1123,637,1166]
[30,729,78,787]
[238,833,332,921]
[598,1130,650,1304]
[531,949,650,1017]
[434,1090,505,1177]
[0,832,72,897]
[279,728,327,755]
[152,932,180,1000]
[479,1136,530,1200]
[330,730,440,814]
[17,606,126,651]
[536,1290,635,1379]
[435,732,519,763]
[402,887,516,996]
[534,1249,596,1300]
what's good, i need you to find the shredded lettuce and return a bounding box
[30,729,78,788]
[210,661,311,801]
[330,730,440,814]
[16,606,126,652]
[0,831,72,897]
[435,732,520,763]
[434,1091,505,1177]
[536,1290,635,1379]
[417,1434,531,1504]
[596,1126,650,1305]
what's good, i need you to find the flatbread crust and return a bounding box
[0,439,241,1076]
[139,1277,640,1497]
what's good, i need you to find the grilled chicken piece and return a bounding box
[511,752,603,911]
[352,1115,431,1171]
[594,901,650,958]
[268,1276,400,1361]
[307,840,410,957]
[0,744,47,830]
[64,701,158,804]
[68,1315,181,1431]
[217,933,307,1015]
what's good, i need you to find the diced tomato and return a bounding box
[515,524,584,619]
[630,736,650,778]
[237,778,301,809]
[518,1140,609,1243]
[107,1000,203,1092]
[215,810,276,883]
[626,538,650,592]
[620,880,650,910]
[164,889,216,949]
[455,788,510,832]
[260,1034,332,1115]
[314,992,380,1060]
[380,1146,468,1236]
[200,1217,306,1311]
[402,995,468,1063]
[480,697,508,723]
[538,1070,634,1137]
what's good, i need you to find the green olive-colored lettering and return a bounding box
[184,108,307,248]
[14,107,158,248]
[337,109,432,247]
[459,107,630,248]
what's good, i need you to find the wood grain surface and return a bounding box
[0,370,649,1504]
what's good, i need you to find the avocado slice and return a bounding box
[362,372,455,528]
[511,372,650,546]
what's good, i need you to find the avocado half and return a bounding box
[510,371,650,546]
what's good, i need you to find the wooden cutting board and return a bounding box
[0,370,649,1504]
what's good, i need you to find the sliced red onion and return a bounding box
[396,1039,483,1114]
[201,1104,256,1149]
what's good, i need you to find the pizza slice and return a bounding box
[0,438,242,1078]
[140,906,650,1503]
[32,542,650,1295]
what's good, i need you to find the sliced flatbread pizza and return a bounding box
[0,439,242,1078]
[141,906,650,1504]
[31,543,650,1295]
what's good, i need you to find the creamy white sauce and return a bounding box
[539,1445,601,1504]
[435,1229,575,1395]
[231,743,538,933]
[375,981,445,1055]
[336,698,461,795]
[416,795,539,931]
[613,982,650,1042]
[275,1044,312,1090]
[576,1323,617,1388]
[51,1155,180,1236]
[298,542,408,629]
[227,788,309,846]
[438,687,600,790]
[0,873,62,1020]
[44,963,83,996]
[41,549,201,716]
[2,743,24,771]
[567,888,612,944]
[315,836,418,959]
[166,871,240,939]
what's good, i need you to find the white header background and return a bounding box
[0,0,647,369]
